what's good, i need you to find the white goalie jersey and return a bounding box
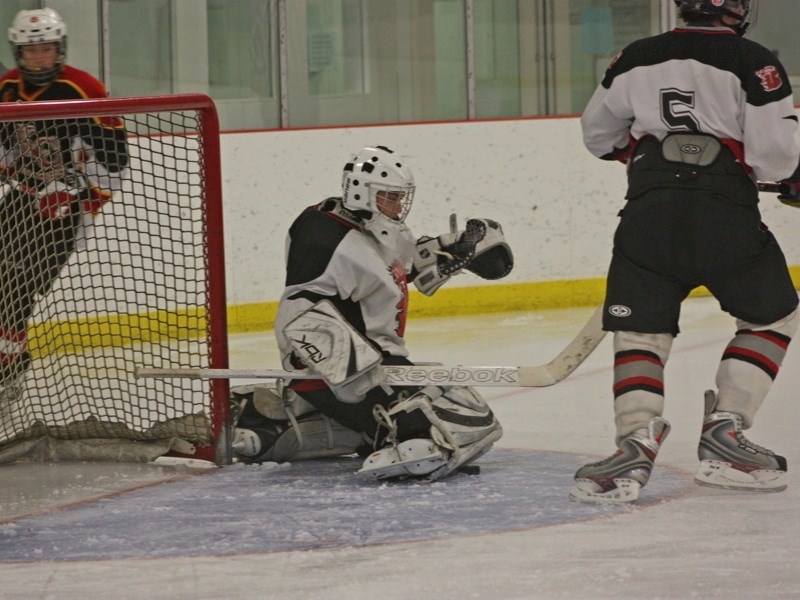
[274,199,412,371]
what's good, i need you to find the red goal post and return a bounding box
[0,94,230,465]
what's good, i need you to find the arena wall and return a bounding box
[219,114,800,331]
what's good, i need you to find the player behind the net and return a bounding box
[230,145,514,481]
[0,8,129,405]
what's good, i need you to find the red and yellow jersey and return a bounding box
[0,65,129,211]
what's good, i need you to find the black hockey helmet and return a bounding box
[674,0,757,36]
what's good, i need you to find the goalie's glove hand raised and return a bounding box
[412,217,513,296]
[464,218,513,280]
[437,218,486,275]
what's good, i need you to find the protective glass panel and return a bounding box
[285,0,466,127]
[474,0,521,118]
[108,0,173,96]
[207,0,279,129]
[749,0,800,98]
[559,0,659,114]
[306,0,364,96]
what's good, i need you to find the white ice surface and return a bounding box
[1,297,800,599]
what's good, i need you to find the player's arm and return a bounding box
[580,85,633,162]
[73,116,129,205]
[742,49,799,183]
[67,70,130,200]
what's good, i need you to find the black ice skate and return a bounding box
[570,416,670,504]
[694,390,787,492]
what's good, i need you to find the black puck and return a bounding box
[459,465,481,475]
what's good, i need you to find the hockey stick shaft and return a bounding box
[758,181,800,208]
[135,306,606,388]
[757,181,787,194]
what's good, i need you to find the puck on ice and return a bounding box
[459,465,481,475]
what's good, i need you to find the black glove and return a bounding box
[778,181,800,207]
[437,219,487,275]
[462,219,513,280]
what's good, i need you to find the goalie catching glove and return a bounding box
[412,216,513,296]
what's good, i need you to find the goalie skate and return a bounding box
[358,438,447,480]
[358,385,502,481]
[694,391,787,492]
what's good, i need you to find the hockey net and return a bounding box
[0,94,229,465]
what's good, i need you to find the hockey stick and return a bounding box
[135,306,606,388]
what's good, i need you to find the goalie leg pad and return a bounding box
[358,385,503,481]
[234,412,366,463]
[230,382,315,423]
[283,299,384,403]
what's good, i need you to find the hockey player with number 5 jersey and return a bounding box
[571,0,800,504]
[0,8,129,409]
[230,145,514,482]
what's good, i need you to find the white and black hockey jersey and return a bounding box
[274,199,411,372]
[581,25,800,183]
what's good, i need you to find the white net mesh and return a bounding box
[0,98,228,463]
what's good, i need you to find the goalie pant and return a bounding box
[0,184,84,382]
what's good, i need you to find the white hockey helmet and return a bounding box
[341,145,415,223]
[8,8,68,85]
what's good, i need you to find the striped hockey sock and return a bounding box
[716,326,793,426]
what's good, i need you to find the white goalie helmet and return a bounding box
[341,145,417,254]
[342,145,416,222]
[8,8,68,86]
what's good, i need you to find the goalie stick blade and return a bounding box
[135,306,606,388]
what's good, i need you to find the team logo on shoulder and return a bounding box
[608,305,632,318]
[607,51,622,70]
[755,66,783,92]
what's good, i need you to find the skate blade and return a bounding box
[569,478,642,504]
[358,439,447,480]
[694,460,787,493]
[422,427,502,483]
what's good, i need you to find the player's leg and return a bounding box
[0,190,45,404]
[230,382,371,464]
[699,235,798,491]
[570,331,673,503]
[571,241,686,503]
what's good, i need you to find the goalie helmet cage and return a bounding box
[0,94,231,465]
